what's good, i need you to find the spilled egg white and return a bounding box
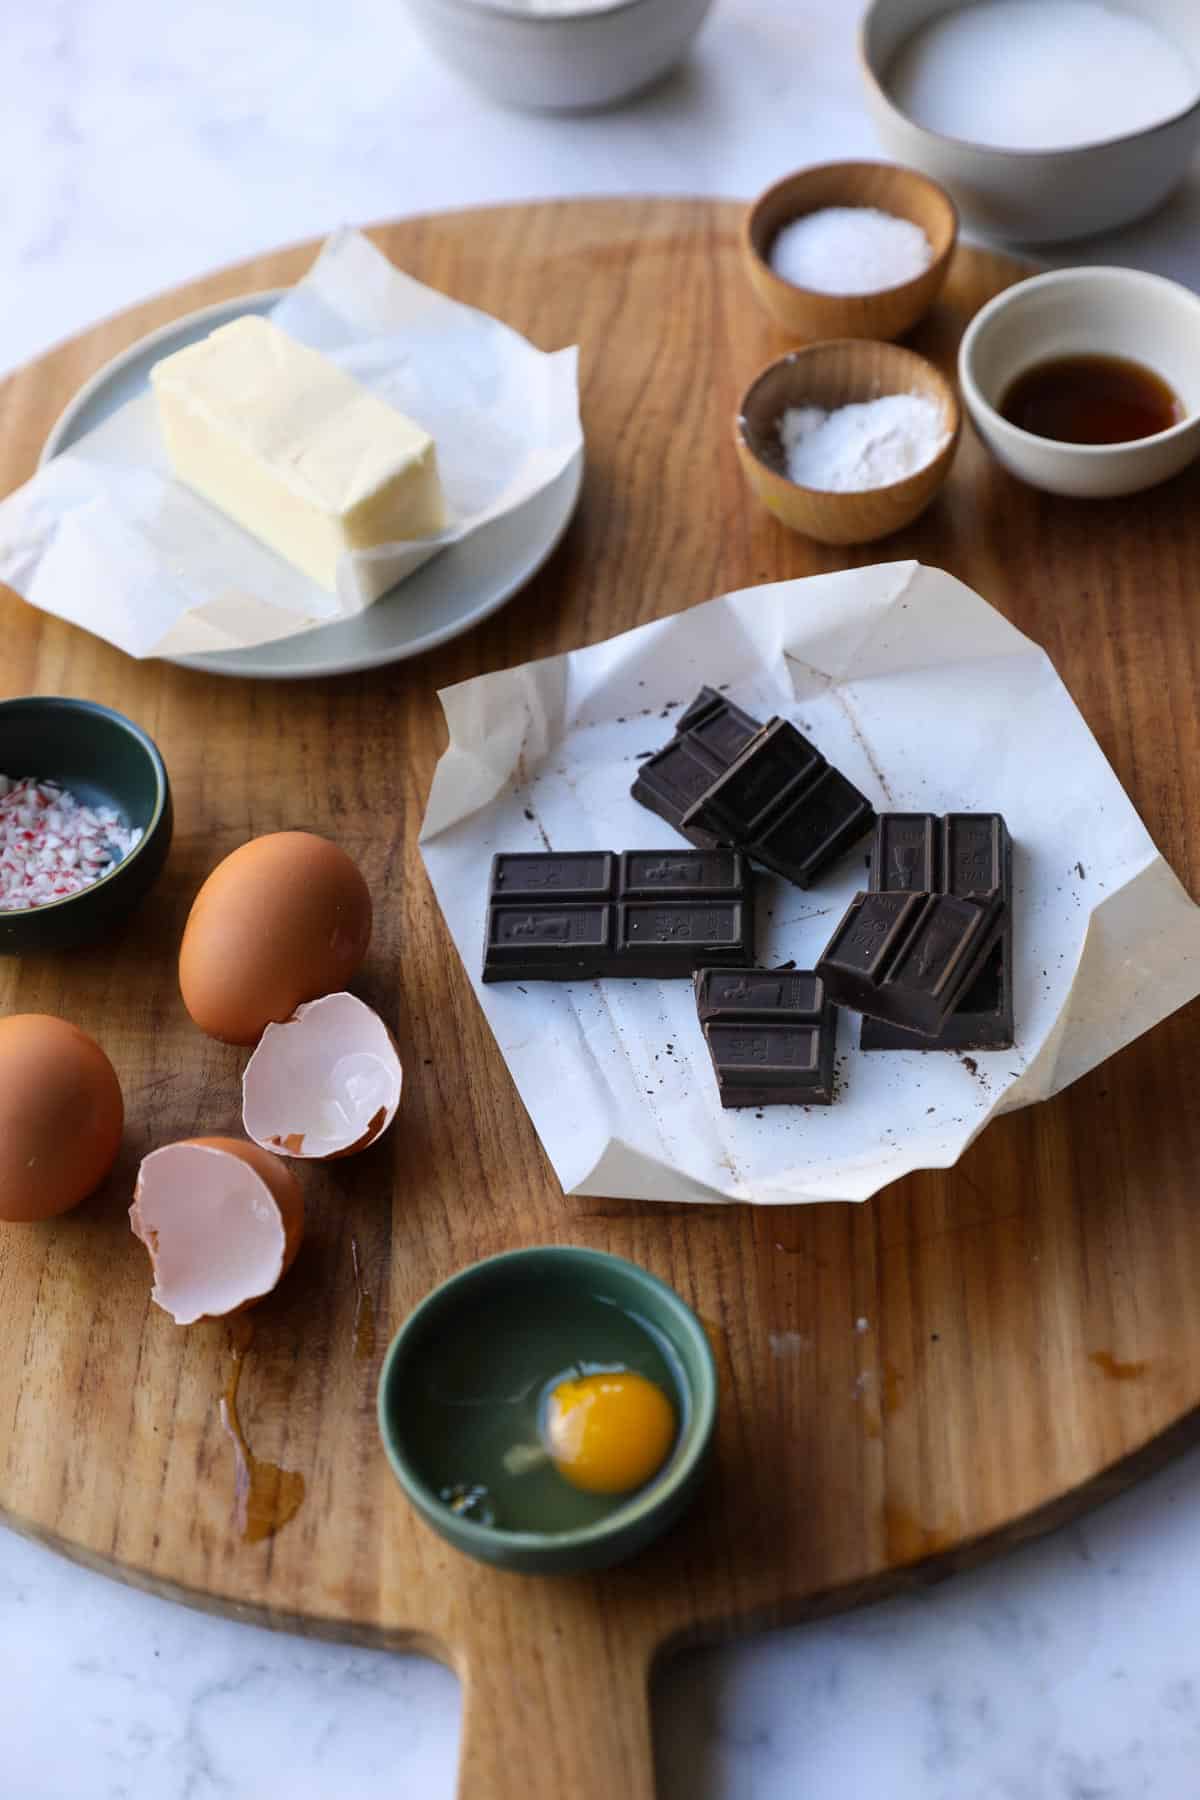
[242,992,402,1160]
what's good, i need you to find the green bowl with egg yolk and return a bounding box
[376,1245,718,1575]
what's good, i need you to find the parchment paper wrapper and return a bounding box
[0,229,582,658]
[420,562,1200,1205]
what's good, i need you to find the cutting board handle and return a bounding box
[454,1611,658,1799]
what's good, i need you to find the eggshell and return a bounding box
[0,1014,124,1222]
[130,1136,304,1325]
[242,992,402,1160]
[179,832,372,1045]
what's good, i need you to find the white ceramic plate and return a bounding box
[40,291,585,680]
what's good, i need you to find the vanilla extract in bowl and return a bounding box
[999,354,1183,446]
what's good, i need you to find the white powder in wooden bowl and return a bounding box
[769,207,934,294]
[779,395,949,491]
[887,0,1198,152]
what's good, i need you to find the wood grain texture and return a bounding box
[2,201,1200,1797]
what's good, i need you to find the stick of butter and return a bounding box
[150,316,447,592]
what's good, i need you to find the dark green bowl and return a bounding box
[0,697,173,953]
[377,1246,718,1576]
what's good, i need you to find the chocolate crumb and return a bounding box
[1075,861,1086,878]
[523,807,535,821]
[776,958,796,971]
[961,1055,979,1076]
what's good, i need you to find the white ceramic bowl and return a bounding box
[402,0,714,111]
[860,0,1200,243]
[958,265,1200,498]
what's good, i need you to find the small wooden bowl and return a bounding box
[744,161,958,342]
[735,339,961,546]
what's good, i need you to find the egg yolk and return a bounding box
[543,1371,676,1495]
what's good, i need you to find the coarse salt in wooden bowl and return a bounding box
[735,338,960,546]
[744,160,958,342]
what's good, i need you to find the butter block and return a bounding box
[150,316,447,592]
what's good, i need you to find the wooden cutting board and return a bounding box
[3,200,1200,1798]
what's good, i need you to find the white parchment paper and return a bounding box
[419,562,1200,1205]
[0,229,582,658]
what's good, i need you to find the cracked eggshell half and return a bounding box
[242,992,402,1160]
[130,1137,304,1325]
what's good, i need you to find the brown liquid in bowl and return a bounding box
[999,353,1182,445]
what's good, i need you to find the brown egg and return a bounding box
[179,832,372,1045]
[0,1014,124,1222]
[130,1136,305,1324]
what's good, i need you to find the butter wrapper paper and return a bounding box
[0,229,581,659]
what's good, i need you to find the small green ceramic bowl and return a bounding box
[0,697,173,953]
[377,1246,718,1576]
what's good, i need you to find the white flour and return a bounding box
[780,395,949,491]
[769,206,933,294]
[887,1,1198,151]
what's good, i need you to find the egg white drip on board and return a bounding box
[242,992,402,1159]
[131,1144,290,1325]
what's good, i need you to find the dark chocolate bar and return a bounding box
[631,688,762,847]
[860,813,1014,1051]
[680,718,876,889]
[483,849,755,982]
[695,966,837,1108]
[816,888,1006,1037]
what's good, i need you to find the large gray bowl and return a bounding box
[860,0,1200,243]
[401,0,714,112]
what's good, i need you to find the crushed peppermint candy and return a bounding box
[0,776,143,911]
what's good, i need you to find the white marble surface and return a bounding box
[5,1,1200,1794]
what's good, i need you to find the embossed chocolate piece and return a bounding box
[483,849,755,982]
[681,718,876,888]
[859,813,1014,1051]
[695,966,837,1107]
[817,888,1006,1037]
[631,688,762,847]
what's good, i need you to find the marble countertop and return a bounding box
[5,2,1200,1794]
